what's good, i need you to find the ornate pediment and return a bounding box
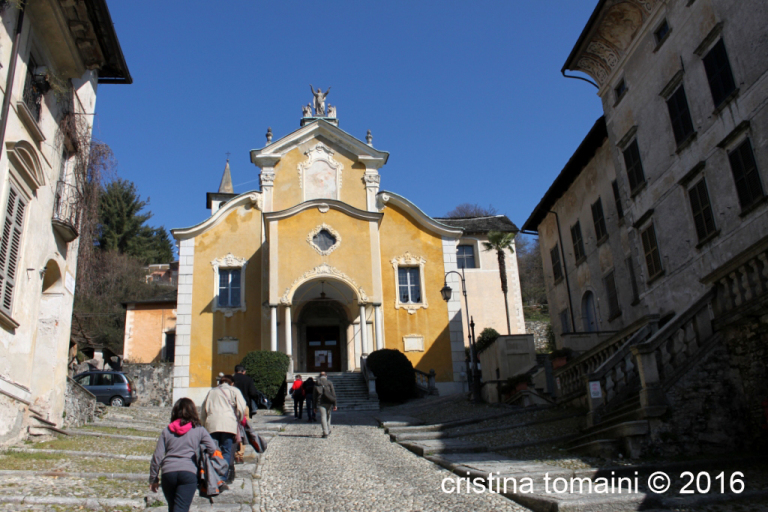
[280,263,369,305]
[567,0,657,87]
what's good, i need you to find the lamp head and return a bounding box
[440,284,452,302]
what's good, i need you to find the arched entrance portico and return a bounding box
[288,278,371,373]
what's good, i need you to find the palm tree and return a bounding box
[482,231,516,335]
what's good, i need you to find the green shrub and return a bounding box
[475,328,500,355]
[240,351,290,400]
[366,349,416,403]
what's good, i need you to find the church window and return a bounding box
[457,245,476,269]
[218,269,241,308]
[313,229,336,252]
[398,267,421,304]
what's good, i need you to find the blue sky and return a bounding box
[93,1,603,235]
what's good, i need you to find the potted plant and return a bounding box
[549,348,574,369]
[500,373,532,399]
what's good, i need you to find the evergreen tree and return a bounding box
[97,179,174,264]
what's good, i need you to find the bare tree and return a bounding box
[516,236,547,305]
[444,203,498,218]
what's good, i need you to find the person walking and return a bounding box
[313,372,337,438]
[302,376,316,422]
[200,375,246,483]
[149,398,218,512]
[233,365,261,418]
[290,375,305,420]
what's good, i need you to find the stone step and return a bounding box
[398,439,488,456]
[567,420,649,451]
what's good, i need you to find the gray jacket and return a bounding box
[313,377,337,407]
[149,425,217,483]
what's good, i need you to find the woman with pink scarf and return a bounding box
[149,398,218,512]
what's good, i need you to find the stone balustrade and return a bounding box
[415,368,438,396]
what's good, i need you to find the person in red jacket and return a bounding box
[290,375,305,419]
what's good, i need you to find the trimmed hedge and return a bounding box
[366,349,416,403]
[240,351,290,401]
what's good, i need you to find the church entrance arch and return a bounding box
[292,279,358,373]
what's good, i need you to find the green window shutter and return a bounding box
[0,186,27,317]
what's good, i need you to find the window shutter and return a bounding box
[0,187,26,317]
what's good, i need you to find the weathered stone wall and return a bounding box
[525,321,549,352]
[124,363,174,406]
[63,377,97,429]
[0,394,26,447]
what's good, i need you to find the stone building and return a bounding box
[523,0,768,456]
[0,2,130,445]
[170,107,525,404]
[122,291,177,364]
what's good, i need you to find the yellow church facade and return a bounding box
[171,113,523,403]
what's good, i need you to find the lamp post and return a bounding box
[441,270,482,403]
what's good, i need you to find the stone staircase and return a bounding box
[284,372,379,412]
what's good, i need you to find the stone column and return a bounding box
[285,305,294,374]
[374,303,384,351]
[270,305,278,352]
[359,303,369,355]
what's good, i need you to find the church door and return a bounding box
[306,326,341,372]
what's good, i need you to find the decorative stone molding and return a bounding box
[211,254,248,317]
[568,0,657,87]
[403,334,425,352]
[376,193,390,211]
[318,203,330,213]
[307,223,341,256]
[217,337,239,355]
[280,262,369,305]
[172,192,263,240]
[391,252,428,314]
[298,142,344,201]
[260,172,275,186]
[363,173,380,185]
[6,140,44,192]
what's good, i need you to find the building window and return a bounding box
[218,269,241,308]
[398,267,421,304]
[703,39,736,108]
[313,229,336,251]
[591,198,608,242]
[560,309,571,334]
[641,224,663,280]
[627,257,640,303]
[604,271,621,320]
[550,245,563,282]
[211,253,247,316]
[307,223,341,256]
[391,252,428,314]
[728,138,764,211]
[614,79,627,102]
[457,245,476,269]
[22,56,44,122]
[667,85,695,145]
[623,140,646,193]
[654,19,670,45]
[688,178,717,242]
[570,222,585,262]
[0,185,27,318]
[612,180,624,220]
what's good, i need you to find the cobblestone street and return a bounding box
[257,413,530,512]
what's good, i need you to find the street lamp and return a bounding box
[441,270,482,403]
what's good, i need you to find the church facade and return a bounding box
[171,108,524,403]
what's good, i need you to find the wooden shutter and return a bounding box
[0,186,27,317]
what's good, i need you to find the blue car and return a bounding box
[73,371,137,407]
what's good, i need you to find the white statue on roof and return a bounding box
[310,84,331,116]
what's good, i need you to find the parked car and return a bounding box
[73,370,137,407]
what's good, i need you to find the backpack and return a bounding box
[317,381,336,405]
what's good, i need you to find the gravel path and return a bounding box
[257,413,531,512]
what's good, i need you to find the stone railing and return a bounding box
[415,368,438,397]
[553,317,657,402]
[360,354,377,400]
[586,290,716,425]
[702,235,768,323]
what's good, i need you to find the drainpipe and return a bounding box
[0,4,26,152]
[549,210,576,333]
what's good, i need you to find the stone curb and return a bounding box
[68,429,158,441]
[0,496,144,508]
[0,469,146,481]
[391,412,583,442]
[90,422,163,433]
[7,447,152,460]
[494,432,579,452]
[384,405,552,434]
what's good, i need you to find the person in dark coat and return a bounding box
[302,377,316,422]
[233,365,260,418]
